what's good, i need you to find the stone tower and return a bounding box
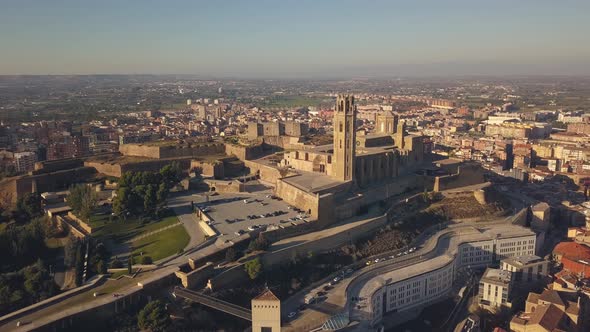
[251,289,281,332]
[333,94,356,182]
[395,120,406,149]
[376,112,398,135]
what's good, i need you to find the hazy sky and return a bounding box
[1,0,590,77]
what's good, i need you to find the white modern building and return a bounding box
[501,255,548,283]
[352,224,536,327]
[478,267,513,309]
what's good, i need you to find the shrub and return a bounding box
[110,258,124,269]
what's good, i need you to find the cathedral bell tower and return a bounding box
[332,94,356,182]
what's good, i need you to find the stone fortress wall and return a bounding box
[119,142,225,159]
[433,163,486,192]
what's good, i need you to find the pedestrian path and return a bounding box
[127,222,182,242]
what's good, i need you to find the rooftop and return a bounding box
[357,224,534,302]
[502,255,544,267]
[481,267,512,286]
[252,289,280,302]
[281,171,344,194]
[553,241,590,261]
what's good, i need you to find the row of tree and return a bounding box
[112,163,183,218]
[0,259,57,316]
[0,217,49,273]
[64,238,110,286]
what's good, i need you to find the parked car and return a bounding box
[234,230,245,236]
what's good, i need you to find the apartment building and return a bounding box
[478,268,513,309]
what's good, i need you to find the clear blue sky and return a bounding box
[1,0,589,77]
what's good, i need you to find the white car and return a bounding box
[333,276,341,283]
[248,225,259,231]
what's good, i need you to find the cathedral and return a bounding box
[281,94,425,188]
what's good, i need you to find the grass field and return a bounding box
[131,224,189,263]
[89,209,179,244]
[110,268,138,279]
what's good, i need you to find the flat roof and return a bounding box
[281,171,344,193]
[482,268,512,285]
[502,255,543,267]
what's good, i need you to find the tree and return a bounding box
[113,187,131,217]
[110,258,124,269]
[160,162,183,190]
[0,217,48,271]
[64,237,80,268]
[143,184,157,215]
[96,259,107,275]
[244,258,263,280]
[67,184,97,222]
[15,193,42,221]
[137,300,171,332]
[248,233,270,252]
[127,257,133,274]
[225,248,237,262]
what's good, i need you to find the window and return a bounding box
[339,122,343,132]
[261,327,273,332]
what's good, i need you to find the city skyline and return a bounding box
[1,0,590,77]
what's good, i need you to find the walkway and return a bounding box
[173,287,252,321]
[167,193,206,249]
[128,222,182,242]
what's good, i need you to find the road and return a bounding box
[282,215,532,331]
[0,191,215,332]
[167,192,206,249]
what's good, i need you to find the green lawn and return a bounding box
[89,210,179,244]
[110,268,138,279]
[131,224,189,263]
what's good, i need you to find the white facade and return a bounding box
[501,255,548,283]
[479,268,513,309]
[364,226,536,326]
[496,236,536,258]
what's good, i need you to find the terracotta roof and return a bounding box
[527,292,541,304]
[553,242,590,261]
[529,304,564,331]
[565,301,580,315]
[538,289,565,308]
[253,289,279,302]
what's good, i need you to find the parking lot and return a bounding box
[192,190,309,240]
